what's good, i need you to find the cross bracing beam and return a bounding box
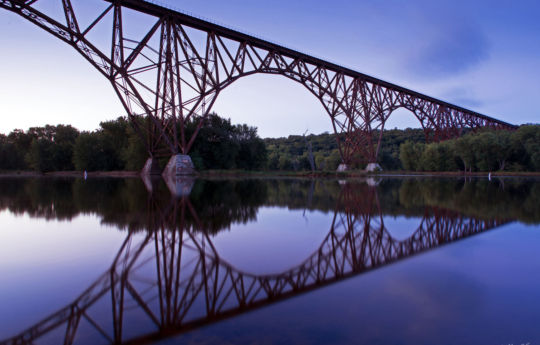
[112,0,514,128]
[0,0,517,165]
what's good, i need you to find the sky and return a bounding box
[0,0,539,138]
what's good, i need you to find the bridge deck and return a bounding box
[109,0,516,128]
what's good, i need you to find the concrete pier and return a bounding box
[365,163,382,172]
[337,163,349,172]
[162,154,196,177]
[141,157,161,176]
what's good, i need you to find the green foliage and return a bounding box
[265,128,426,171]
[188,113,267,170]
[511,125,540,171]
[0,135,22,170]
[73,132,103,171]
[418,142,457,172]
[265,132,339,171]
[397,125,540,172]
[399,141,425,171]
[26,138,54,172]
[122,130,148,171]
[1,117,539,173]
[23,125,79,172]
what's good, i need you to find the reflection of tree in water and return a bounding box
[396,178,540,224]
[0,181,511,345]
[0,177,539,232]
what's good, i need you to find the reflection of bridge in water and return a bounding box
[1,184,508,345]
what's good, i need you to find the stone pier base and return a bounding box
[336,164,349,172]
[162,154,196,177]
[141,157,162,176]
[365,163,382,172]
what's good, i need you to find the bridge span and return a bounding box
[0,0,516,174]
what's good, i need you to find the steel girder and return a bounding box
[0,0,517,163]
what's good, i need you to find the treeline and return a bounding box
[0,119,147,172]
[264,126,540,172]
[264,128,425,171]
[399,126,540,172]
[1,113,539,172]
[0,113,267,172]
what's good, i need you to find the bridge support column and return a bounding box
[365,163,382,172]
[141,157,162,176]
[162,154,196,177]
[337,163,349,172]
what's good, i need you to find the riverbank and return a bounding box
[1,170,540,178]
[0,170,140,178]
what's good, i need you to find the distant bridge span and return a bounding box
[0,0,517,172]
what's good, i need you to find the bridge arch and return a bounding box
[0,0,516,174]
[210,73,332,138]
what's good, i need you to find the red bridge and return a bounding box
[0,0,517,174]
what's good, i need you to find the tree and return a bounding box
[234,124,267,170]
[26,138,54,172]
[420,144,441,171]
[0,135,22,170]
[51,125,79,171]
[100,117,131,170]
[454,135,475,172]
[188,114,239,170]
[122,129,148,171]
[267,152,280,170]
[511,125,540,171]
[400,141,424,171]
[73,132,105,171]
[325,150,342,171]
[278,155,293,170]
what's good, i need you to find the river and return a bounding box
[0,176,539,345]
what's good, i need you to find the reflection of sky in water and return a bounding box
[165,223,540,345]
[1,180,540,344]
[382,215,423,241]
[212,207,333,275]
[0,212,131,337]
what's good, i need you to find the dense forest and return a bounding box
[0,113,267,172]
[264,128,426,171]
[0,112,539,172]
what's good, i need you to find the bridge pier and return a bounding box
[365,163,382,172]
[162,154,196,177]
[2,0,517,189]
[337,163,349,172]
[141,157,162,176]
[336,163,382,172]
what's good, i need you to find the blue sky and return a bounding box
[0,0,538,137]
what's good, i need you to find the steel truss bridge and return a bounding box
[0,0,516,170]
[1,184,509,344]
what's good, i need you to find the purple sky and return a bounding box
[0,0,538,137]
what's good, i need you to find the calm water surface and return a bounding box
[0,177,539,345]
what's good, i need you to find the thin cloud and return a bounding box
[406,24,490,79]
[443,87,484,109]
